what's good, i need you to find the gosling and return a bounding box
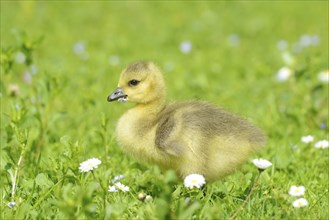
[108,61,266,182]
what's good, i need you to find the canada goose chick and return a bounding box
[108,61,266,182]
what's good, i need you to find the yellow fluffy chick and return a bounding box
[108,61,266,182]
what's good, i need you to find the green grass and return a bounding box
[1,1,328,219]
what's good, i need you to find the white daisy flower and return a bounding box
[184,174,206,189]
[15,52,26,64]
[79,158,102,172]
[108,185,118,192]
[179,41,192,54]
[301,135,314,144]
[289,186,305,196]
[276,67,293,82]
[314,140,329,149]
[252,158,272,170]
[318,70,329,83]
[115,182,130,192]
[292,198,308,208]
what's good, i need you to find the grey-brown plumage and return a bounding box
[108,61,266,181]
[156,102,265,152]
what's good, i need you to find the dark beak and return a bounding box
[107,88,127,102]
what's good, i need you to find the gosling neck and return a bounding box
[133,98,166,116]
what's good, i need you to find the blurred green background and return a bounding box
[2,1,327,135]
[1,1,328,219]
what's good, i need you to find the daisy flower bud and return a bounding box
[145,195,153,202]
[138,192,146,201]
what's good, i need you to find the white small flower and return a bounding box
[15,52,26,64]
[277,40,288,51]
[228,34,240,46]
[79,158,102,172]
[310,35,320,46]
[184,174,206,189]
[115,182,130,192]
[73,41,89,60]
[108,185,118,192]
[298,34,320,48]
[301,135,314,144]
[252,158,272,170]
[289,186,305,196]
[276,67,292,82]
[318,70,329,83]
[30,65,38,74]
[319,122,327,130]
[23,71,32,84]
[179,41,192,54]
[7,202,16,208]
[292,198,308,208]
[73,41,86,55]
[112,174,124,183]
[109,55,120,66]
[299,35,313,47]
[314,140,329,149]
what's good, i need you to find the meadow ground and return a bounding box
[1,1,328,219]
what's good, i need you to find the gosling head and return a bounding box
[108,61,166,104]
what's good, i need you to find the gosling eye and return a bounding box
[128,79,140,87]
